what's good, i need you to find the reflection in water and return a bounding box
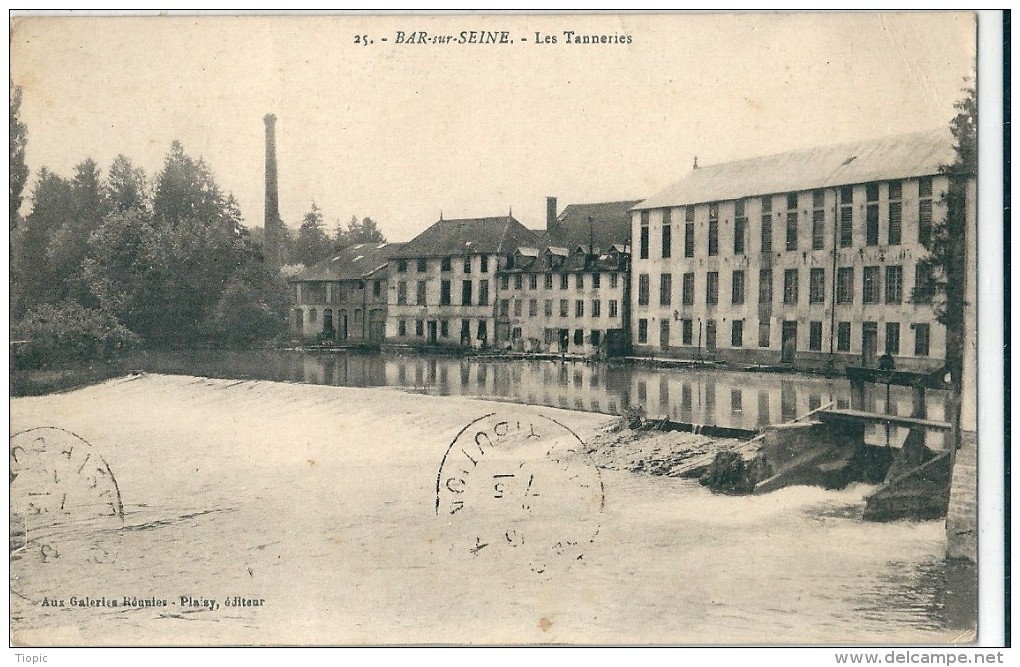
[126,349,949,440]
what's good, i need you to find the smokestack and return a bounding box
[264,113,281,270]
[546,196,558,231]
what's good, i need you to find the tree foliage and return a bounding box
[292,201,330,266]
[10,84,28,232]
[336,215,386,249]
[12,301,140,366]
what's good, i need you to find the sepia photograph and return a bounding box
[7,10,1004,653]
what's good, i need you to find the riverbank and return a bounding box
[10,374,967,645]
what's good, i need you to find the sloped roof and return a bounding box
[551,200,642,248]
[390,216,538,258]
[634,128,954,210]
[290,242,405,282]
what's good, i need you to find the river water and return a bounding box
[126,349,951,448]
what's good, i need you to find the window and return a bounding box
[682,272,695,305]
[480,255,489,273]
[640,210,650,259]
[440,319,449,338]
[416,280,427,305]
[373,280,382,297]
[786,209,798,250]
[685,206,695,257]
[441,257,452,272]
[574,329,584,346]
[734,200,747,255]
[706,271,719,305]
[610,273,618,289]
[863,266,880,304]
[417,258,427,272]
[783,269,798,304]
[461,280,472,306]
[732,270,745,305]
[397,280,408,305]
[682,319,693,345]
[529,274,538,290]
[440,280,451,305]
[477,320,487,342]
[397,259,408,273]
[638,273,650,306]
[609,300,619,317]
[662,212,672,259]
[839,191,853,248]
[499,299,510,316]
[786,192,798,210]
[708,204,719,256]
[888,202,902,245]
[837,322,851,351]
[809,321,823,351]
[885,265,903,303]
[638,318,648,344]
[812,209,825,250]
[705,319,717,350]
[758,320,770,348]
[866,203,879,246]
[761,197,773,253]
[528,299,538,317]
[759,269,772,303]
[809,268,825,304]
[576,274,584,290]
[514,299,522,317]
[660,273,672,306]
[731,320,744,348]
[574,299,584,317]
[919,177,934,246]
[514,274,523,290]
[544,299,553,316]
[463,257,471,273]
[499,275,509,290]
[888,180,902,201]
[592,273,601,289]
[885,322,900,355]
[560,273,569,290]
[812,189,825,208]
[914,264,933,304]
[837,267,854,304]
[914,323,931,356]
[544,273,553,289]
[592,300,601,317]
[559,299,569,317]
[415,319,424,337]
[398,320,406,337]
[478,280,489,305]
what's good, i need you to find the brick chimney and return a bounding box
[264,113,281,270]
[546,196,558,232]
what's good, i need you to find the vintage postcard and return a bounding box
[8,11,1001,651]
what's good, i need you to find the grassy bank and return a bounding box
[9,360,133,397]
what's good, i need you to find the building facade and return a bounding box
[495,200,638,356]
[385,216,537,349]
[630,129,970,372]
[288,242,402,344]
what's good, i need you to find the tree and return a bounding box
[292,201,331,266]
[153,140,229,230]
[10,84,28,232]
[12,168,74,312]
[335,214,386,250]
[106,154,148,213]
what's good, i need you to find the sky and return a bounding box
[10,12,977,242]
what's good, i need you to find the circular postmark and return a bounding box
[10,427,124,562]
[435,412,604,568]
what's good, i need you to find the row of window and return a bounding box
[296,280,383,304]
[396,256,490,274]
[636,265,926,307]
[396,318,489,340]
[637,178,935,259]
[499,272,620,291]
[636,318,932,356]
[396,279,491,306]
[498,298,620,319]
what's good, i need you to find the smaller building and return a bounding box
[495,200,639,357]
[288,242,404,344]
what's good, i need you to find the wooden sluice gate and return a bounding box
[696,367,955,521]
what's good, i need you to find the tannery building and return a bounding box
[629,129,972,372]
